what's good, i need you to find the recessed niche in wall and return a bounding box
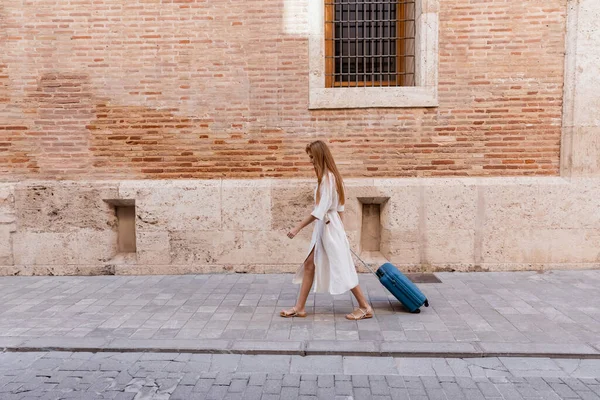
[104,199,136,253]
[361,204,381,252]
[357,197,389,264]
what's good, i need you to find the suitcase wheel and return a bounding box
[410,308,421,314]
[424,300,429,307]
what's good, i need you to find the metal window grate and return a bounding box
[325,0,416,88]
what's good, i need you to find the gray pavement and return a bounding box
[1,270,600,357]
[1,352,600,399]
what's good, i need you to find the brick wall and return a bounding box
[0,0,567,180]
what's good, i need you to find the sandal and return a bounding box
[280,307,307,318]
[345,307,373,321]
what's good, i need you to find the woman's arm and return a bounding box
[287,213,317,239]
[288,173,333,239]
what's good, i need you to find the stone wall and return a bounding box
[561,0,600,177]
[1,0,600,275]
[1,177,598,276]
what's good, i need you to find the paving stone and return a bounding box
[291,356,343,375]
[352,387,372,399]
[282,374,301,387]
[318,375,334,388]
[238,355,291,374]
[248,374,267,386]
[210,355,242,373]
[370,379,391,396]
[548,382,580,398]
[343,356,398,376]
[229,379,248,393]
[335,380,353,396]
[299,380,317,396]
[215,373,234,386]
[223,393,244,400]
[206,384,229,400]
[420,376,442,389]
[193,378,215,392]
[389,388,411,400]
[462,387,486,400]
[426,388,449,400]
[241,385,263,400]
[263,379,282,394]
[352,375,370,388]
[170,385,194,400]
[280,386,299,399]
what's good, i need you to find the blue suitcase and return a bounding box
[352,251,429,313]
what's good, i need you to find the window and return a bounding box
[308,0,438,109]
[325,0,416,88]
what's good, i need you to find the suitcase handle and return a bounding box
[349,248,380,278]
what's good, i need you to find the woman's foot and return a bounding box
[345,306,373,320]
[280,306,307,318]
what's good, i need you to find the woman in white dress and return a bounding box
[280,140,373,321]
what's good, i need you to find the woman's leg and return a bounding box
[281,248,315,316]
[350,285,370,310]
[347,284,373,320]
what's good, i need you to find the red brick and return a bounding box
[0,0,565,180]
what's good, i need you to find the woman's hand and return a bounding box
[287,214,316,239]
[287,227,300,239]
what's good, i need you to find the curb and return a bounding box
[2,338,600,359]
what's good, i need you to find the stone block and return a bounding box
[377,184,419,231]
[0,225,13,265]
[482,228,600,264]
[231,231,308,265]
[481,179,600,230]
[570,127,600,177]
[0,184,15,224]
[381,228,420,264]
[137,231,171,264]
[170,231,242,264]
[572,58,600,128]
[482,181,548,231]
[13,229,116,265]
[14,182,119,232]
[77,229,117,263]
[120,181,221,232]
[13,232,78,265]
[426,229,475,264]
[222,180,271,231]
[270,180,314,231]
[424,183,477,230]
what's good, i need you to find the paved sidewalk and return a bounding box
[2,352,600,399]
[1,270,599,358]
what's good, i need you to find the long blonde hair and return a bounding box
[305,140,345,205]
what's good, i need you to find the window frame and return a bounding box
[308,0,439,109]
[324,0,414,88]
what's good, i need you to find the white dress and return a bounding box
[292,171,359,295]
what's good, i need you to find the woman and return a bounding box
[281,140,373,321]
